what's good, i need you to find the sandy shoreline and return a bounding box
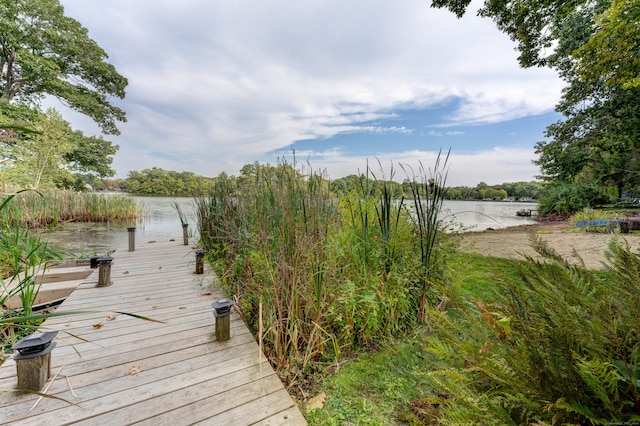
[458,219,640,270]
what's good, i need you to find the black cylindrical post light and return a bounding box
[212,299,233,341]
[195,249,206,274]
[127,227,136,252]
[12,331,58,391]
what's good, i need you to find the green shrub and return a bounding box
[425,236,640,424]
[538,181,612,216]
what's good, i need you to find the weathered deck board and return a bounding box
[0,239,306,425]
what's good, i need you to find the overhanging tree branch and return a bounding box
[0,0,128,135]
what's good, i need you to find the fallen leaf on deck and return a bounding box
[106,315,116,321]
[125,365,143,376]
[179,306,187,309]
[92,323,103,329]
[123,271,129,274]
[200,291,212,296]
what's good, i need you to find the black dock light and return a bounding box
[12,331,58,391]
[182,223,189,245]
[128,227,136,252]
[195,249,206,274]
[90,255,100,269]
[97,255,114,287]
[212,298,233,342]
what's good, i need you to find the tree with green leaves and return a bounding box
[0,0,127,135]
[536,86,640,199]
[2,108,73,188]
[122,167,213,195]
[64,132,118,178]
[573,0,640,91]
[432,0,640,211]
[431,0,608,69]
[1,108,118,189]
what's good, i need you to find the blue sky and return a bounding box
[56,0,564,186]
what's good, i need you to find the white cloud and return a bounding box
[54,0,562,184]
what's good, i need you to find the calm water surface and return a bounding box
[38,196,538,255]
[444,200,538,231]
[37,196,197,255]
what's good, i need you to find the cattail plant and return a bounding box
[402,150,450,321]
[371,161,405,276]
[196,157,444,385]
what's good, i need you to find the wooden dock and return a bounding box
[0,239,306,425]
[515,208,537,217]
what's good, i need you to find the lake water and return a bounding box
[37,196,199,256]
[443,200,538,231]
[37,196,538,256]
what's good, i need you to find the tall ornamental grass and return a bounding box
[0,190,140,227]
[196,158,453,385]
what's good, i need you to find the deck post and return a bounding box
[127,227,136,252]
[12,332,57,391]
[97,256,113,287]
[195,249,206,274]
[212,299,233,342]
[182,223,189,245]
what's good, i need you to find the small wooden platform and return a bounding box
[515,209,537,217]
[0,239,306,425]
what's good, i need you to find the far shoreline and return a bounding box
[464,216,573,234]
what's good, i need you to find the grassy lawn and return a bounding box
[303,251,523,424]
[304,336,439,425]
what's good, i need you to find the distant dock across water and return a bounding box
[0,237,306,425]
[516,208,538,217]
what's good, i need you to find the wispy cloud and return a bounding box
[56,0,563,184]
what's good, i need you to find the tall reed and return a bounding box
[402,150,451,320]
[1,193,63,355]
[196,158,439,385]
[0,190,140,228]
[371,161,405,275]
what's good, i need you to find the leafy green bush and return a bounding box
[538,181,612,216]
[425,236,640,424]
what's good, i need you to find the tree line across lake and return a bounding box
[91,164,543,202]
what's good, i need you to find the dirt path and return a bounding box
[458,220,640,270]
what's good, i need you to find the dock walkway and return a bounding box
[0,239,306,425]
